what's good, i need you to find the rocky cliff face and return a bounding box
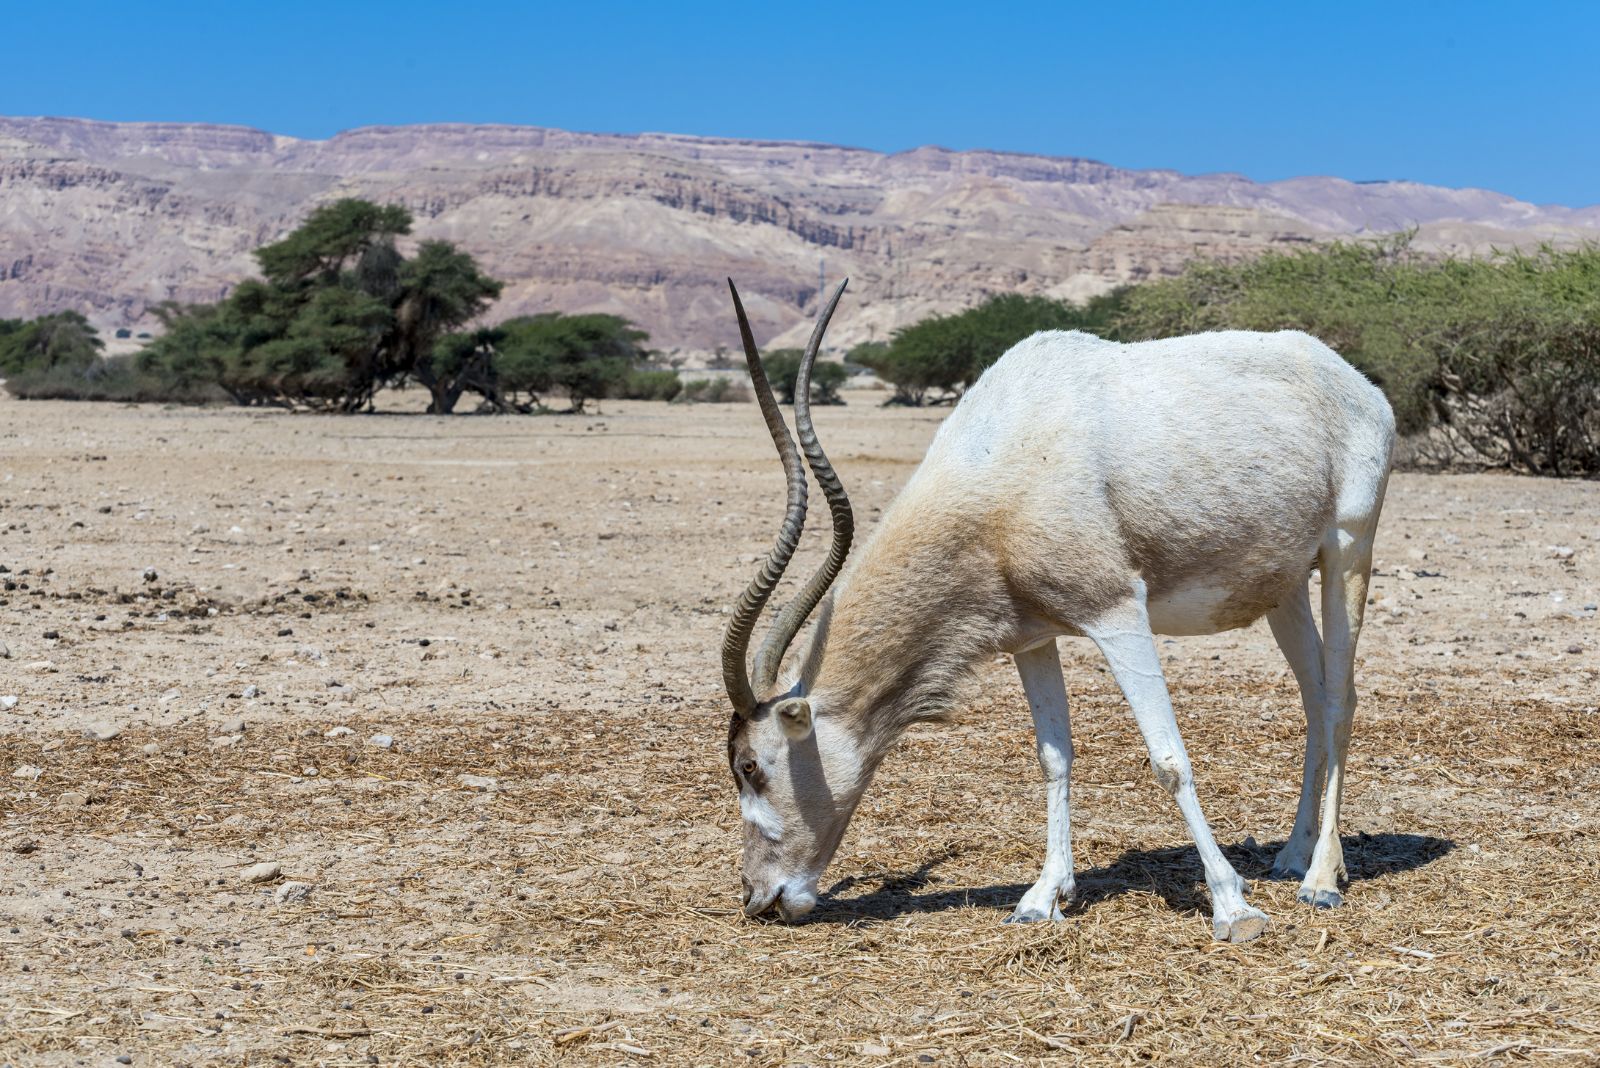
[2,116,1596,354]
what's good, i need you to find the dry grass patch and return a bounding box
[4,674,1599,1066]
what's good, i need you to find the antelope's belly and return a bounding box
[1146,580,1286,636]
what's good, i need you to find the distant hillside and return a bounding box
[3,116,1597,356]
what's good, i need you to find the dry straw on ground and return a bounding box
[2,397,1598,1065]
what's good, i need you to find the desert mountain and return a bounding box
[3,116,1597,355]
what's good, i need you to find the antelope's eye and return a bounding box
[740,760,758,778]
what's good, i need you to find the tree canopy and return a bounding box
[138,199,502,411]
[496,313,651,413]
[0,311,103,376]
[854,290,1130,404]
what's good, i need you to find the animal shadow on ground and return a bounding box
[811,833,1455,924]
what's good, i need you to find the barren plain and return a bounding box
[2,393,1598,1066]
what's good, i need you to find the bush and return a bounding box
[0,311,103,378]
[1114,236,1438,431]
[675,377,751,403]
[857,289,1132,405]
[759,349,848,405]
[1421,250,1600,475]
[4,354,226,404]
[1114,237,1600,475]
[616,369,683,402]
[496,313,649,412]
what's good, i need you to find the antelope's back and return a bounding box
[905,328,1395,627]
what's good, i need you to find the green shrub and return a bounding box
[1114,236,1439,431]
[675,377,750,403]
[1113,237,1600,474]
[856,289,1132,405]
[759,349,849,404]
[496,313,649,412]
[0,311,103,378]
[4,354,226,404]
[617,369,683,401]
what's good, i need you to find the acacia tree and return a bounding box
[391,242,503,413]
[495,313,649,412]
[140,199,501,411]
[253,199,413,283]
[417,327,509,414]
[0,311,102,375]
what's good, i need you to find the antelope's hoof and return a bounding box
[1004,903,1066,924]
[1212,907,1270,943]
[1297,887,1344,910]
[1269,850,1310,881]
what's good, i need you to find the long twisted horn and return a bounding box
[721,279,809,715]
[752,280,853,692]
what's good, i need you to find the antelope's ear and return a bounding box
[773,697,814,740]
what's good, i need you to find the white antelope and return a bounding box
[722,280,1394,941]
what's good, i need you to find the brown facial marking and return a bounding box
[726,712,744,786]
[727,714,768,792]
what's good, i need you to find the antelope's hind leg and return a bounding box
[1006,640,1076,924]
[1297,530,1377,911]
[1266,581,1327,881]
[1086,581,1269,943]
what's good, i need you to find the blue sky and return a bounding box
[4,0,1596,207]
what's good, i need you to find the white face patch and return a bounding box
[739,791,783,841]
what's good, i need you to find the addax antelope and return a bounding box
[720,280,1394,942]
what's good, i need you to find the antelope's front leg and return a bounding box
[1086,582,1269,943]
[1006,640,1076,923]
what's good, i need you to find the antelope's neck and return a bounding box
[806,503,1014,747]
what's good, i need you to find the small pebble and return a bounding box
[324,726,355,738]
[84,722,122,741]
[11,764,42,781]
[10,838,37,854]
[241,685,260,699]
[1568,644,1584,654]
[218,717,246,735]
[142,742,161,756]
[241,861,281,883]
[0,695,17,711]
[59,791,89,807]
[274,881,313,904]
[368,734,394,749]
[0,640,9,658]
[458,774,499,791]
[142,567,159,582]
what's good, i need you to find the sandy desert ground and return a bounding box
[1,392,1598,1066]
